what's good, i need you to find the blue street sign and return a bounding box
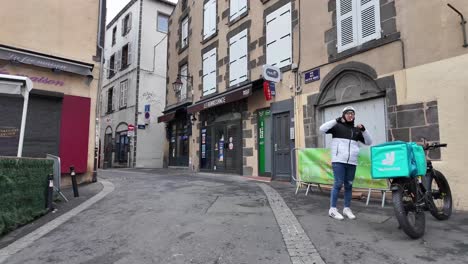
[144,104,150,112]
[269,82,276,96]
[304,68,320,83]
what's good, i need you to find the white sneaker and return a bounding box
[329,207,344,220]
[343,207,356,220]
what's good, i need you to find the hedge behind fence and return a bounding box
[0,157,53,236]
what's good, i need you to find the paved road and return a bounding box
[4,169,296,264]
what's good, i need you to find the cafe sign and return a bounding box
[0,127,19,138]
[262,64,281,83]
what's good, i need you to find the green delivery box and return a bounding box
[371,141,412,179]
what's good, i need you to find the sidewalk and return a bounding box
[269,181,468,264]
[0,181,103,250]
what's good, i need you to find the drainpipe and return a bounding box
[94,0,105,181]
[447,3,468,48]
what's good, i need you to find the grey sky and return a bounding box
[106,0,177,24]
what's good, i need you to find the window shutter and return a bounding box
[180,65,188,100]
[112,88,116,111]
[203,48,216,96]
[238,0,247,16]
[121,19,125,36]
[337,0,358,52]
[106,59,110,78]
[266,3,292,68]
[182,18,189,47]
[229,35,239,86]
[237,30,248,83]
[102,91,107,114]
[357,0,380,43]
[128,12,132,34]
[127,42,132,65]
[116,49,122,71]
[209,0,216,36]
[230,0,239,21]
[204,0,216,39]
[203,3,210,38]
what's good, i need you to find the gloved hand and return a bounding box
[336,117,344,123]
[357,124,366,131]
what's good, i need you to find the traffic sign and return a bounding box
[128,124,135,131]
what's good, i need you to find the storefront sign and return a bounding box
[269,82,276,96]
[304,68,320,83]
[263,81,272,101]
[262,64,281,83]
[138,124,146,129]
[187,86,252,113]
[0,46,93,76]
[0,127,19,138]
[0,67,65,87]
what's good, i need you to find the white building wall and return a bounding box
[136,0,174,167]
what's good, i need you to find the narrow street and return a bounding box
[2,169,468,264]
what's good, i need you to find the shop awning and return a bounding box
[157,111,176,123]
[0,45,94,77]
[187,85,252,114]
[157,101,192,123]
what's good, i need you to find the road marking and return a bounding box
[258,183,326,264]
[0,180,115,264]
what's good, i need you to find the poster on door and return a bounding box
[201,129,206,159]
[219,135,224,162]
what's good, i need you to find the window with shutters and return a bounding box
[229,29,248,87]
[122,13,132,36]
[336,0,381,52]
[266,3,292,69]
[120,80,128,108]
[203,0,217,39]
[108,54,116,78]
[181,17,189,49]
[230,0,247,22]
[202,48,217,96]
[107,88,114,113]
[121,43,132,69]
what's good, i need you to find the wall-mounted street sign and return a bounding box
[262,64,281,83]
[304,68,320,83]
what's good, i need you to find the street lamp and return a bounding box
[172,74,193,94]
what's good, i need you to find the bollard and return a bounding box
[47,174,54,211]
[70,166,79,197]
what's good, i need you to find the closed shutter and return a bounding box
[357,0,380,43]
[127,42,132,66]
[266,3,292,69]
[180,65,188,100]
[230,0,247,21]
[102,91,107,114]
[337,0,358,52]
[203,48,216,96]
[112,88,116,111]
[181,17,189,48]
[204,0,216,39]
[116,49,122,71]
[229,29,248,86]
[128,12,132,34]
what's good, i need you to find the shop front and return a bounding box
[188,85,252,174]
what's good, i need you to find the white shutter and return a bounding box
[203,48,216,96]
[357,0,380,43]
[238,0,247,17]
[121,18,125,36]
[116,49,122,71]
[266,3,292,68]
[337,0,358,52]
[229,29,248,86]
[230,0,239,21]
[204,0,216,39]
[112,88,116,111]
[128,12,132,34]
[127,42,132,65]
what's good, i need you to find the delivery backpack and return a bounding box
[371,141,427,179]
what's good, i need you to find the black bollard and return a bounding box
[47,174,54,211]
[70,166,79,197]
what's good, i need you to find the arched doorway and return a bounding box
[115,122,129,167]
[103,126,113,169]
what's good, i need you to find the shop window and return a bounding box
[112,26,117,46]
[230,0,247,21]
[266,3,292,69]
[122,12,132,36]
[229,29,248,87]
[203,0,217,39]
[336,0,381,52]
[181,17,189,48]
[158,13,169,33]
[202,48,217,96]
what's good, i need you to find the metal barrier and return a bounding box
[46,154,68,202]
[290,147,390,207]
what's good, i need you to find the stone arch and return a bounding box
[115,122,128,133]
[105,126,113,134]
[316,62,384,108]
